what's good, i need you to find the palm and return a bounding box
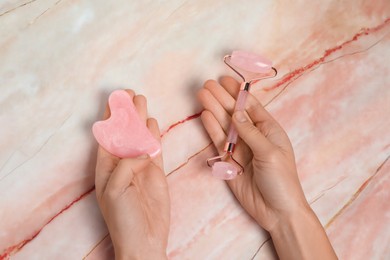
[130,162,170,241]
[198,77,304,231]
[224,140,274,229]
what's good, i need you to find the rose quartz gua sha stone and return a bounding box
[210,50,273,180]
[92,90,161,158]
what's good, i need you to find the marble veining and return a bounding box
[0,1,389,259]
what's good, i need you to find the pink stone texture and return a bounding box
[1,1,390,259]
[211,161,238,180]
[230,50,272,73]
[92,90,161,158]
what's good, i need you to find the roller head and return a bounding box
[230,50,272,73]
[211,161,238,180]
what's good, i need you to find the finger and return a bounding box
[96,90,131,199]
[232,110,274,157]
[226,165,267,220]
[197,88,230,133]
[133,94,147,123]
[204,80,236,115]
[200,110,227,154]
[124,89,135,99]
[244,92,277,125]
[147,118,164,169]
[244,94,290,148]
[102,103,111,120]
[98,89,136,158]
[226,161,252,195]
[95,146,120,199]
[201,109,253,174]
[219,76,241,98]
[218,76,279,128]
[105,155,151,194]
[214,78,268,125]
[137,162,170,223]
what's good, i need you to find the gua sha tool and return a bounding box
[207,50,277,180]
[92,90,161,158]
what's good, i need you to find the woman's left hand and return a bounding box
[95,90,170,260]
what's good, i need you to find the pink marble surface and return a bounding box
[1,1,389,259]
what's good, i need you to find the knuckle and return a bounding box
[95,190,103,203]
[147,117,157,125]
[220,75,237,84]
[135,94,147,104]
[246,101,262,113]
[247,124,260,136]
[197,88,209,100]
[257,121,281,138]
[265,148,281,163]
[104,188,121,200]
[258,121,273,136]
[240,121,259,136]
[124,89,135,96]
[204,79,217,89]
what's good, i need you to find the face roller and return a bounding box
[207,50,277,180]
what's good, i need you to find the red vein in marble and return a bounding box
[81,143,213,259]
[0,187,95,259]
[3,18,390,259]
[0,0,37,17]
[82,234,109,260]
[0,112,204,259]
[325,155,390,229]
[265,17,390,91]
[166,142,212,176]
[160,111,203,138]
[251,237,272,260]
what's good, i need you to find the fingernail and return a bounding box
[137,154,149,159]
[235,111,247,123]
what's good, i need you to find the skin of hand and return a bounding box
[95,90,170,260]
[198,77,337,259]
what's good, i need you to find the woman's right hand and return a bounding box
[198,76,337,259]
[198,76,308,230]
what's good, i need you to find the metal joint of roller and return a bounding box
[243,82,250,91]
[224,142,235,153]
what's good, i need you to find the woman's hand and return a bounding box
[95,90,170,260]
[198,77,337,259]
[198,77,308,230]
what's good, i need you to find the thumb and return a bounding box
[105,154,151,193]
[232,111,273,156]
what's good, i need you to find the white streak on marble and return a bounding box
[1,0,390,259]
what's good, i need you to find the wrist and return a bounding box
[269,205,337,259]
[269,203,316,238]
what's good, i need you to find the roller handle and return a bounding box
[226,89,249,145]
